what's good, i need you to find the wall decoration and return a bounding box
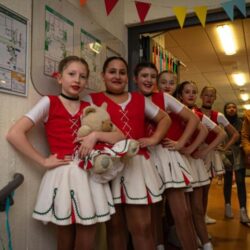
[0,4,28,96]
[80,28,104,92]
[44,5,74,77]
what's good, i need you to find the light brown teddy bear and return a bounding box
[78,103,139,181]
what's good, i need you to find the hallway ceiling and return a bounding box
[161,18,250,114]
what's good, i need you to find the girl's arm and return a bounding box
[77,128,125,157]
[139,109,171,148]
[181,122,208,155]
[6,116,70,168]
[176,107,199,148]
[193,125,226,159]
[165,107,199,150]
[223,124,240,151]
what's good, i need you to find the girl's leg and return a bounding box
[57,225,76,250]
[151,200,164,248]
[125,204,155,250]
[75,224,97,250]
[223,170,234,218]
[223,170,233,205]
[202,183,210,215]
[189,187,209,245]
[235,168,247,208]
[166,188,197,250]
[106,205,128,250]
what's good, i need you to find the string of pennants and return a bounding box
[80,0,247,27]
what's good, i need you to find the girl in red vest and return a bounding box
[197,86,239,224]
[177,81,226,250]
[6,56,125,250]
[133,63,200,250]
[83,57,170,250]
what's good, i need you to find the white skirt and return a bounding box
[149,145,193,190]
[205,150,225,177]
[32,159,115,226]
[111,154,163,205]
[185,155,210,188]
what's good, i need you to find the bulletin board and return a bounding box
[0,4,28,96]
[31,0,125,96]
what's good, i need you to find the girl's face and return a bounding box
[102,59,128,94]
[179,83,198,107]
[58,61,88,97]
[135,67,157,96]
[200,88,216,108]
[225,103,237,116]
[158,72,177,95]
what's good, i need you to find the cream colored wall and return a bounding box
[0,0,124,249]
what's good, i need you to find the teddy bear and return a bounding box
[78,102,139,181]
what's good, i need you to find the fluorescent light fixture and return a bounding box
[244,104,250,110]
[89,42,102,54]
[232,73,246,86]
[216,25,236,55]
[240,93,249,101]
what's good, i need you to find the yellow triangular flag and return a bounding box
[194,6,207,28]
[173,6,187,28]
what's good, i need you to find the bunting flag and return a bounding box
[173,6,187,28]
[135,1,151,23]
[194,6,207,27]
[104,0,118,15]
[234,0,246,16]
[79,0,87,6]
[221,1,234,20]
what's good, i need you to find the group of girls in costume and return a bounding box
[7,55,247,250]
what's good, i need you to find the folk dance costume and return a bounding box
[195,108,228,177]
[147,92,193,190]
[26,96,115,226]
[88,92,163,205]
[185,110,218,188]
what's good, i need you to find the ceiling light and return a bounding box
[232,73,246,86]
[240,93,249,101]
[216,25,236,55]
[243,104,250,110]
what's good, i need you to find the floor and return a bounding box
[205,177,250,250]
[166,177,250,250]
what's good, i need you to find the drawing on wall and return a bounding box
[0,4,27,96]
[44,5,74,77]
[80,28,104,92]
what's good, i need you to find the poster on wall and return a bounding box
[44,5,74,77]
[0,4,28,96]
[80,28,104,92]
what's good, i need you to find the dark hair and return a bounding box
[200,86,216,96]
[133,62,158,77]
[102,56,128,73]
[176,80,197,100]
[58,56,89,78]
[224,102,239,126]
[224,102,237,116]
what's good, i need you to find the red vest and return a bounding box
[195,107,218,144]
[91,92,146,139]
[149,92,185,140]
[45,96,89,159]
